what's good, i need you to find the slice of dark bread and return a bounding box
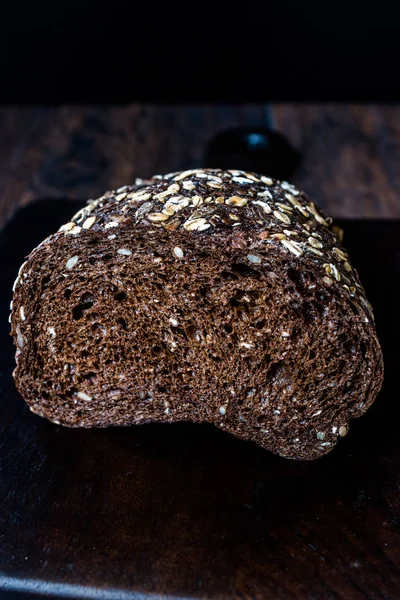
[10,169,384,460]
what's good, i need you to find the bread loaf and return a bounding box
[10,169,384,460]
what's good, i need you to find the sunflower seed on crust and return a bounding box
[226,196,248,207]
[332,247,348,261]
[308,246,324,257]
[59,222,75,232]
[261,176,273,185]
[82,216,96,229]
[343,261,352,272]
[257,190,273,199]
[173,169,200,181]
[253,200,272,214]
[276,203,294,213]
[183,218,211,231]
[274,210,291,225]
[280,239,303,256]
[308,237,323,249]
[147,213,170,222]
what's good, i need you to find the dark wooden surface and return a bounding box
[1,105,400,228]
[1,105,400,599]
[0,201,399,600]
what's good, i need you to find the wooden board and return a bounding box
[0,201,399,600]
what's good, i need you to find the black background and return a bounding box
[1,0,399,102]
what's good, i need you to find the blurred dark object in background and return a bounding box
[204,127,301,180]
[0,1,399,101]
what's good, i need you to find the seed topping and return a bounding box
[274,210,291,225]
[77,391,92,402]
[173,246,184,258]
[66,256,79,270]
[29,169,370,315]
[82,216,96,229]
[280,239,303,256]
[247,254,261,264]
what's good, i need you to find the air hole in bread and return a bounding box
[92,323,106,334]
[31,350,43,368]
[229,297,241,307]
[72,293,94,320]
[338,334,355,354]
[118,318,128,331]
[231,263,261,278]
[177,328,188,340]
[41,276,50,290]
[301,302,318,325]
[115,292,127,301]
[221,270,238,280]
[316,292,327,304]
[198,286,210,298]
[268,360,286,381]
[185,325,198,339]
[82,372,96,381]
[287,267,305,292]
[348,302,360,316]
[291,327,300,340]
[312,300,327,318]
[157,385,169,393]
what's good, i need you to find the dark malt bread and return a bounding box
[10,169,384,460]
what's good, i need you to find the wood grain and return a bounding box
[0,105,267,226]
[273,104,400,218]
[0,104,400,228]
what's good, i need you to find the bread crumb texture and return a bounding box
[10,169,384,460]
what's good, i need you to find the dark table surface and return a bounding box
[1,105,400,600]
